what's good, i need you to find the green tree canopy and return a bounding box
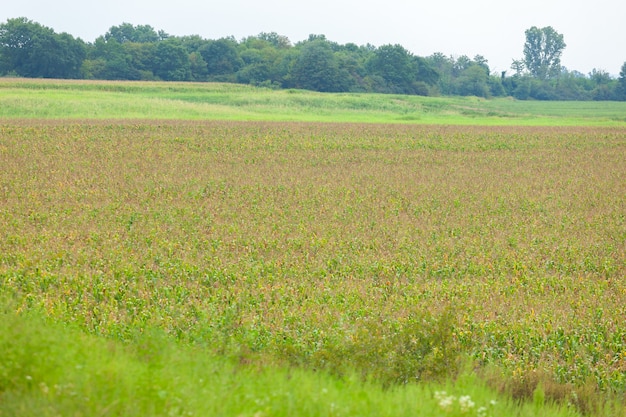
[153,39,191,81]
[0,17,85,78]
[291,38,351,92]
[455,64,489,97]
[105,23,164,44]
[1,17,624,101]
[237,35,289,86]
[254,32,291,49]
[198,38,243,80]
[523,26,566,79]
[86,37,141,80]
[367,44,416,94]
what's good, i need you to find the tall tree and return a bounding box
[367,44,423,94]
[153,39,191,81]
[454,64,489,97]
[619,62,626,100]
[523,26,566,79]
[510,59,525,77]
[30,31,86,79]
[198,38,242,81]
[237,34,289,86]
[291,38,351,92]
[86,37,141,80]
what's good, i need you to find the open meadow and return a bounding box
[2,77,626,125]
[1,79,626,416]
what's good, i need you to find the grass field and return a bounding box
[1,79,626,416]
[2,77,626,125]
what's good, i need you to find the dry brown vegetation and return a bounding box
[1,120,625,410]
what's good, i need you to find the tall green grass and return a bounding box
[1,78,626,125]
[1,303,588,417]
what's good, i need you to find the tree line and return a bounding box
[1,17,626,100]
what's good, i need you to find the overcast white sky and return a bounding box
[2,0,625,76]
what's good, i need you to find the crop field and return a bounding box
[1,114,625,415]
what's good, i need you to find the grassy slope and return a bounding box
[1,77,626,125]
[0,306,582,417]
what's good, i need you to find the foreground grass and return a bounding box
[1,78,626,125]
[1,304,588,417]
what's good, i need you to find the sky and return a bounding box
[2,0,625,76]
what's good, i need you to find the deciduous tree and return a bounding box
[153,40,191,81]
[367,44,415,94]
[619,62,626,100]
[291,38,351,92]
[523,26,566,79]
[0,17,85,78]
[198,38,243,81]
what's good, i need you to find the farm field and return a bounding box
[1,80,626,415]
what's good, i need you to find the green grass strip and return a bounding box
[0,303,589,417]
[1,78,626,126]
